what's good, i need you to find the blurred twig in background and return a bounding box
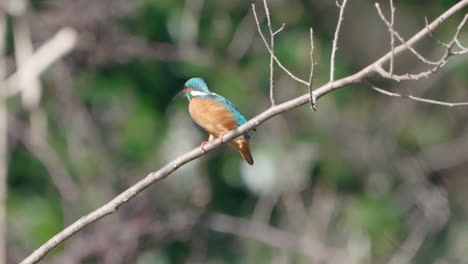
[0,1,77,263]
[0,10,7,264]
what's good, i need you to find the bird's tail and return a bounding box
[230,140,254,165]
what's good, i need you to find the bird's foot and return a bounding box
[219,132,228,143]
[200,141,209,152]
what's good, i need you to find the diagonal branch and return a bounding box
[365,81,468,107]
[20,1,468,263]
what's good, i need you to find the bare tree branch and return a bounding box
[425,17,449,48]
[19,1,468,263]
[367,82,468,107]
[453,14,468,52]
[374,12,467,82]
[252,4,309,86]
[389,0,395,75]
[330,0,348,82]
[308,28,317,111]
[263,0,275,106]
[375,3,440,66]
[263,0,278,106]
[374,64,446,81]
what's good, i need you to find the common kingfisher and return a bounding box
[173,77,254,165]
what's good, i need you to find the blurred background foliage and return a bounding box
[4,0,468,263]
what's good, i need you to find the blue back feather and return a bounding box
[211,95,247,125]
[209,94,251,140]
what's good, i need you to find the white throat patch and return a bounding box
[190,90,209,97]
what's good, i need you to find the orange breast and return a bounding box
[189,97,239,137]
[189,96,253,165]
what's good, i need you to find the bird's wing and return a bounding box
[209,94,248,126]
[208,94,255,139]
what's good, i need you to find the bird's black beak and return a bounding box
[172,89,186,101]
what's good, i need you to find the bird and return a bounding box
[173,77,254,165]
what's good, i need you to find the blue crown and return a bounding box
[185,77,210,92]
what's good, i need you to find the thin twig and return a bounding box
[450,50,468,55]
[453,14,468,50]
[375,12,468,81]
[453,14,468,52]
[335,0,342,8]
[330,0,348,82]
[424,17,449,48]
[376,3,439,66]
[454,39,468,52]
[264,0,276,106]
[273,23,285,35]
[368,83,468,107]
[252,4,309,86]
[374,63,446,81]
[389,0,395,75]
[308,28,316,111]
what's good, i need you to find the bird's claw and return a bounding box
[201,132,228,151]
[200,141,209,152]
[219,132,228,143]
